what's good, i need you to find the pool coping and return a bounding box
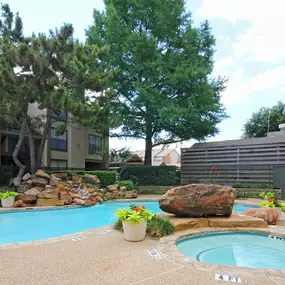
[157,227,285,279]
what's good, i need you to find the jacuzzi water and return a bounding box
[177,232,285,270]
[0,201,257,244]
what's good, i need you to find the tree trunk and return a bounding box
[144,113,153,165]
[12,120,27,186]
[36,109,52,170]
[28,129,37,174]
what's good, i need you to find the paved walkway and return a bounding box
[1,196,285,284]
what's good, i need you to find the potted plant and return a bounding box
[0,191,18,208]
[115,204,154,241]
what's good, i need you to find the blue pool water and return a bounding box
[177,232,285,270]
[0,201,256,244]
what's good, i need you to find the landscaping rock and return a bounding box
[72,175,82,182]
[82,173,100,184]
[73,198,85,205]
[22,173,31,181]
[159,184,236,217]
[36,198,64,207]
[120,186,127,192]
[36,170,50,180]
[107,184,118,192]
[243,206,278,225]
[35,186,45,191]
[70,193,81,199]
[94,196,103,202]
[84,200,97,207]
[13,200,27,208]
[24,188,41,196]
[31,177,48,187]
[51,173,68,179]
[19,194,37,204]
[37,188,59,199]
[49,179,58,186]
[59,193,72,205]
[16,184,31,193]
[124,190,138,199]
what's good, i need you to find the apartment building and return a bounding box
[0,103,107,170]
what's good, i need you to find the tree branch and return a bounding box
[152,138,185,147]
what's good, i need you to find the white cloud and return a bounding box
[198,0,285,63]
[221,65,285,106]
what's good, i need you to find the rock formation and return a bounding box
[159,184,236,217]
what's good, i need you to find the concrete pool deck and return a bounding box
[1,196,285,285]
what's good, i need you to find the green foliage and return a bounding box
[48,170,116,187]
[114,219,123,230]
[110,148,132,164]
[116,180,134,191]
[115,204,154,224]
[114,214,175,237]
[146,215,175,237]
[242,101,285,138]
[232,184,269,189]
[259,191,266,198]
[120,166,180,186]
[259,201,275,208]
[0,4,112,174]
[0,191,18,199]
[266,192,275,199]
[87,0,227,164]
[236,192,261,199]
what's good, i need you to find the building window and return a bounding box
[51,128,67,151]
[89,135,102,154]
[50,159,67,169]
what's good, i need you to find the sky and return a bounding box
[6,0,285,151]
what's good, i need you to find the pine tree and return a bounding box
[0,4,111,181]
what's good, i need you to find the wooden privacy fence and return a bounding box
[181,164,277,186]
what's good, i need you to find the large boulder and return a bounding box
[18,194,37,204]
[24,188,41,196]
[22,173,31,181]
[82,174,100,184]
[37,188,59,199]
[243,206,278,225]
[59,193,72,205]
[31,177,48,187]
[51,173,68,179]
[73,198,85,205]
[107,184,118,192]
[35,170,50,180]
[124,190,138,199]
[159,184,236,217]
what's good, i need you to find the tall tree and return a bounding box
[242,101,285,138]
[86,0,227,165]
[0,4,111,180]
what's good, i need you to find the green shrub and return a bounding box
[147,215,175,237]
[120,166,180,186]
[116,180,134,191]
[48,170,116,187]
[232,184,269,189]
[113,215,175,237]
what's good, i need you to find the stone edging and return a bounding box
[157,227,285,281]
[0,225,114,250]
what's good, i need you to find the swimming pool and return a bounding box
[177,232,285,270]
[0,201,256,244]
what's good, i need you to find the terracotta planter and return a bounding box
[122,219,147,242]
[1,196,15,208]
